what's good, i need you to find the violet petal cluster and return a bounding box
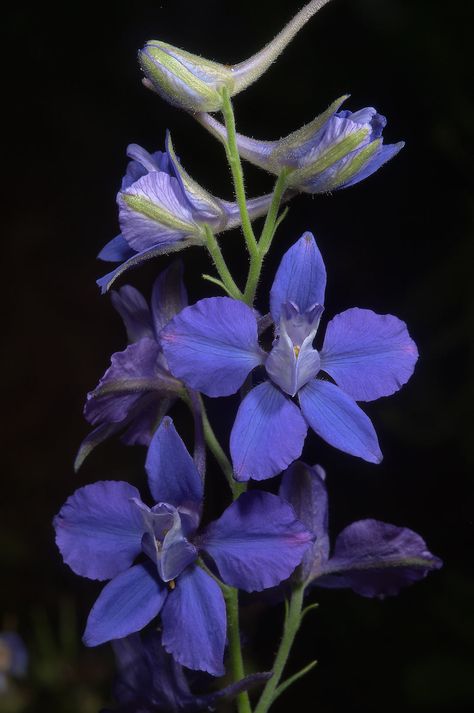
[56,418,311,675]
[98,134,273,293]
[75,261,186,471]
[161,232,418,480]
[197,96,404,194]
[280,461,442,596]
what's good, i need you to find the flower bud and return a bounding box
[139,42,234,112]
[197,96,404,193]
[139,0,333,112]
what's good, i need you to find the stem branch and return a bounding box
[254,583,306,713]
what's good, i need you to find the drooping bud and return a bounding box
[197,97,404,193]
[139,0,333,112]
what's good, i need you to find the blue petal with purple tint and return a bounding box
[299,379,382,464]
[161,297,265,397]
[230,381,308,481]
[201,491,311,591]
[161,565,226,676]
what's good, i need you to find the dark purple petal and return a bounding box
[110,631,271,712]
[145,417,203,510]
[200,491,311,592]
[316,519,443,597]
[120,395,176,447]
[161,298,264,397]
[110,285,154,343]
[83,564,167,646]
[270,232,327,323]
[230,381,308,481]
[98,234,135,263]
[150,260,188,336]
[111,631,192,710]
[161,565,226,676]
[299,379,382,464]
[54,482,145,581]
[280,461,330,581]
[84,338,175,427]
[320,308,418,402]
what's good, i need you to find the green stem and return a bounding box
[220,87,259,257]
[258,171,289,257]
[254,582,306,713]
[243,172,288,305]
[204,224,243,301]
[193,392,245,500]
[225,587,252,713]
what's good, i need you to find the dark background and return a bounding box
[3,0,473,711]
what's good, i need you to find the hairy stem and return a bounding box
[254,582,306,713]
[243,171,288,305]
[220,87,259,257]
[204,224,244,300]
[232,0,333,92]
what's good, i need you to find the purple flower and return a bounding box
[197,96,404,193]
[56,418,311,675]
[280,461,442,597]
[75,262,186,471]
[98,134,273,293]
[161,232,418,481]
[103,630,271,712]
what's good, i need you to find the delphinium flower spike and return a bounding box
[97,134,274,293]
[74,261,186,471]
[139,0,333,113]
[56,418,311,675]
[196,96,404,193]
[161,232,418,480]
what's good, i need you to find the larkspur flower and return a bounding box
[139,0,332,113]
[103,631,271,713]
[97,134,273,293]
[280,461,442,595]
[197,96,404,193]
[161,232,418,481]
[75,261,186,471]
[56,418,311,675]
